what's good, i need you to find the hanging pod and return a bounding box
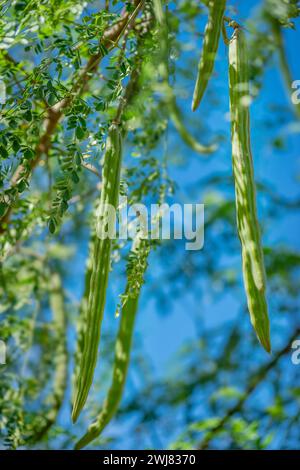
[154,0,217,154]
[228,25,271,352]
[192,0,227,111]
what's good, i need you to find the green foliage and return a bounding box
[0,0,299,451]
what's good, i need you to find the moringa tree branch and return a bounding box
[198,326,300,449]
[0,0,144,233]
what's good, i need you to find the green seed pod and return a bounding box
[268,16,300,119]
[72,125,123,422]
[75,238,150,449]
[228,26,271,353]
[169,97,217,154]
[72,233,94,407]
[192,0,226,111]
[29,272,68,443]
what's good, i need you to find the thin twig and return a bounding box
[198,327,300,449]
